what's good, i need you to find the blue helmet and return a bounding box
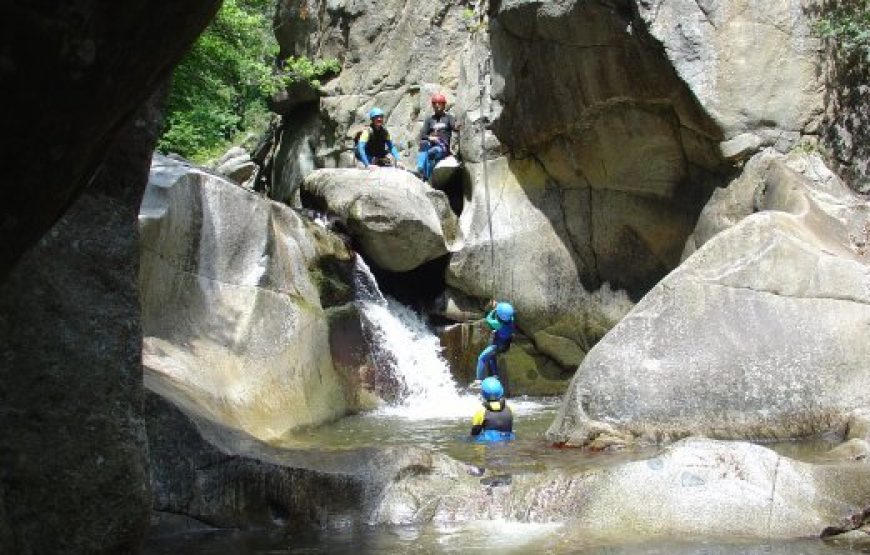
[368,107,385,120]
[481,377,504,401]
[495,302,514,322]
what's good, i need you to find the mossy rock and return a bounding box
[501,346,571,397]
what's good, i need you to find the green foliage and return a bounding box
[815,0,870,61]
[158,0,342,161]
[158,0,277,161]
[280,56,342,88]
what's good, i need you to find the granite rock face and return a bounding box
[0,92,166,553]
[301,167,459,272]
[140,156,361,442]
[548,152,870,446]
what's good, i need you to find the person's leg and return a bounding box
[423,144,444,180]
[486,353,499,380]
[416,141,430,174]
[476,344,497,381]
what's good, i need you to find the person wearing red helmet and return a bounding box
[415,92,459,181]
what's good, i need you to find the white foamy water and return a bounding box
[353,256,551,420]
[361,298,479,419]
[433,519,564,552]
[352,257,474,418]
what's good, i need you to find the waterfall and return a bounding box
[352,256,477,419]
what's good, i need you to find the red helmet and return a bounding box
[431,93,447,105]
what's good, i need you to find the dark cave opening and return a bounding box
[360,252,451,312]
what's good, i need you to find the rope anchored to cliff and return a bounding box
[479,58,496,294]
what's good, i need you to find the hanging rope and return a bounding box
[479,57,496,295]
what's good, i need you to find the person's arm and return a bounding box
[388,140,400,160]
[485,309,501,331]
[357,129,371,166]
[470,407,485,436]
[419,117,431,147]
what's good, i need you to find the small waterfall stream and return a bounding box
[353,256,478,418]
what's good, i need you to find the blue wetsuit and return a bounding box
[475,309,515,381]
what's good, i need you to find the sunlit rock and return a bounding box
[637,0,823,150]
[549,152,870,446]
[140,155,359,441]
[824,439,870,463]
[212,146,256,185]
[370,438,870,544]
[447,157,638,368]
[847,408,870,442]
[302,167,459,272]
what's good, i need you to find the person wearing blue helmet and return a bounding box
[356,107,402,169]
[470,300,516,388]
[470,376,515,442]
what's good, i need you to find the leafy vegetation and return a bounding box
[281,56,342,88]
[815,0,870,61]
[157,0,340,162]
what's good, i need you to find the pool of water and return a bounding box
[145,525,865,555]
[144,399,856,555]
[275,396,660,475]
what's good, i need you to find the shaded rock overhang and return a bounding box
[488,0,734,296]
[0,1,222,279]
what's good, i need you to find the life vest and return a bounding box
[358,125,391,157]
[480,400,513,432]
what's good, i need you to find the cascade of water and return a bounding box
[352,254,386,304]
[352,256,477,418]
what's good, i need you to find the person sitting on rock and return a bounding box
[470,301,515,388]
[470,376,515,442]
[415,93,459,181]
[356,107,402,169]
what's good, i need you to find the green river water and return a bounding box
[144,399,855,554]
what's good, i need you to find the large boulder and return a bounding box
[302,167,459,272]
[0,92,167,553]
[446,0,733,371]
[0,2,220,551]
[145,389,471,533]
[637,0,824,152]
[447,157,638,365]
[0,1,221,278]
[548,152,870,446]
[212,146,256,185]
[372,438,870,545]
[140,156,361,441]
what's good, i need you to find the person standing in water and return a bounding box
[470,376,515,442]
[471,301,515,388]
